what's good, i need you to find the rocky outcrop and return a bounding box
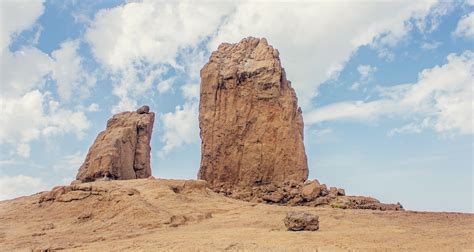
[198,37,308,189]
[284,211,319,231]
[76,106,155,182]
[218,181,404,211]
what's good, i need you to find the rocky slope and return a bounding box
[198,37,308,188]
[0,179,472,251]
[76,106,154,182]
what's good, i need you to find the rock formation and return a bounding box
[198,37,308,188]
[76,105,155,182]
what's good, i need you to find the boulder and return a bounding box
[337,188,345,196]
[301,180,321,201]
[284,211,319,231]
[198,37,308,189]
[76,106,155,182]
[262,191,284,203]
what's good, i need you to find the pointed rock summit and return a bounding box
[76,105,155,182]
[198,37,308,188]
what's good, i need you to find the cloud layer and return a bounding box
[307,51,474,135]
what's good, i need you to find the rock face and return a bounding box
[76,106,155,182]
[198,37,308,188]
[284,211,319,231]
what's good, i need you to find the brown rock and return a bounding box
[331,196,404,211]
[198,37,308,188]
[284,211,319,231]
[76,106,155,182]
[262,191,284,203]
[301,180,321,201]
[312,196,330,207]
[337,188,345,196]
[136,105,150,114]
[329,187,338,198]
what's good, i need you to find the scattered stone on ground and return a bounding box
[284,211,319,231]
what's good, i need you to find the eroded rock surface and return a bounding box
[76,106,155,182]
[284,211,319,231]
[198,37,308,188]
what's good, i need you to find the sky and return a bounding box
[0,0,472,212]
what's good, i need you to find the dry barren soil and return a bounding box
[0,178,472,251]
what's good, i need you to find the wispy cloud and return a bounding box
[307,51,474,136]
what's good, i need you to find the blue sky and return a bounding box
[0,0,472,212]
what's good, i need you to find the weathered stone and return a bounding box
[284,211,319,231]
[289,195,303,206]
[319,184,329,197]
[198,37,308,189]
[337,188,345,196]
[301,180,321,201]
[262,191,284,203]
[312,196,330,207]
[332,196,404,211]
[329,187,338,198]
[76,106,155,182]
[136,105,150,114]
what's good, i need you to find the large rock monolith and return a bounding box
[76,105,155,182]
[198,37,308,189]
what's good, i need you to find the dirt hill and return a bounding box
[0,178,472,251]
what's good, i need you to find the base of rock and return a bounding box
[212,180,403,211]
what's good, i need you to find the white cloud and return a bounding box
[0,14,93,157]
[421,41,442,50]
[157,81,201,156]
[0,0,45,50]
[53,151,85,171]
[51,40,96,101]
[85,0,233,112]
[307,51,474,135]
[159,102,199,156]
[311,128,333,138]
[0,175,48,201]
[87,103,100,112]
[83,0,454,154]
[0,47,53,96]
[388,119,431,136]
[210,1,447,107]
[157,77,175,94]
[453,12,474,39]
[0,90,91,158]
[307,100,394,124]
[181,83,200,101]
[16,143,31,158]
[358,65,378,81]
[351,64,377,91]
[1,42,93,102]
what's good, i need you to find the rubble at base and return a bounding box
[212,180,403,211]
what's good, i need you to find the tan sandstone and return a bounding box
[76,105,155,182]
[198,37,308,188]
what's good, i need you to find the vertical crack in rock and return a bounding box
[76,105,155,182]
[198,37,309,189]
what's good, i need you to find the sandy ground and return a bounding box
[0,178,472,251]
